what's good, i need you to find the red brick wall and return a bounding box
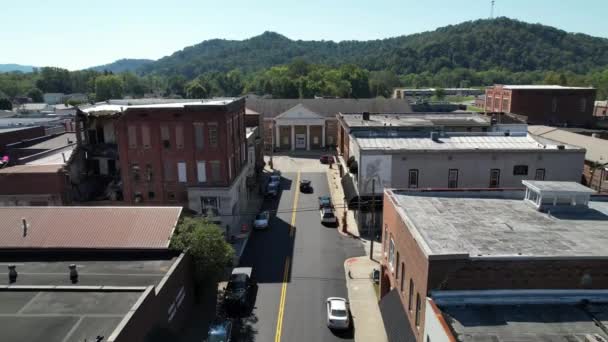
[583,161,608,193]
[381,192,430,342]
[0,171,67,199]
[486,86,596,126]
[116,101,245,205]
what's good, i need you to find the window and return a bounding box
[552,97,557,112]
[513,165,529,176]
[400,263,405,292]
[408,279,414,311]
[148,191,155,199]
[88,129,98,144]
[388,238,395,270]
[194,123,205,150]
[448,169,458,188]
[128,125,137,148]
[145,164,153,182]
[177,162,187,183]
[502,99,509,111]
[161,125,171,149]
[535,168,545,180]
[415,293,421,327]
[494,98,500,109]
[141,125,151,149]
[580,98,587,112]
[395,252,400,278]
[197,161,207,183]
[228,156,233,180]
[131,164,140,181]
[408,169,419,188]
[486,96,492,110]
[490,169,500,188]
[208,123,218,147]
[163,161,174,181]
[175,124,184,149]
[210,161,221,182]
[384,226,388,256]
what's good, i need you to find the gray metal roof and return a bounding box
[529,125,608,164]
[247,98,413,118]
[340,112,489,128]
[389,189,608,258]
[355,134,580,152]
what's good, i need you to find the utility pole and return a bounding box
[369,179,375,260]
[490,0,495,19]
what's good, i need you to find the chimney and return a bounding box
[430,131,440,142]
[21,218,28,237]
[69,264,78,283]
[8,265,17,283]
[362,112,370,121]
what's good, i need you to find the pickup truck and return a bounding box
[224,267,257,316]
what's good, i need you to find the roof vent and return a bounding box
[8,265,17,283]
[69,264,78,284]
[362,112,370,121]
[557,145,565,150]
[504,130,510,136]
[430,131,440,142]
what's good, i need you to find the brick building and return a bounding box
[379,181,608,342]
[595,100,608,118]
[245,98,412,152]
[114,98,250,228]
[485,85,596,126]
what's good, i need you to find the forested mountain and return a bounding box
[0,64,36,73]
[88,59,154,73]
[140,17,608,78]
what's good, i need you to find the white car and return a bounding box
[253,211,270,230]
[326,297,350,330]
[320,207,338,225]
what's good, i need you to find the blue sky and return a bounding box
[2,0,606,70]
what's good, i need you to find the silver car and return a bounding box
[253,211,270,230]
[326,297,350,330]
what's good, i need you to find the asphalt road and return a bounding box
[238,171,363,342]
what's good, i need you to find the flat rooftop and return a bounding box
[499,85,594,90]
[25,147,74,166]
[82,98,241,116]
[0,289,144,342]
[0,126,39,134]
[341,112,489,128]
[17,133,76,150]
[388,189,608,258]
[440,302,608,342]
[0,255,179,342]
[355,134,580,152]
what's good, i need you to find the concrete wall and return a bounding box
[388,150,584,189]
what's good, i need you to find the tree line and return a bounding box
[1,62,607,110]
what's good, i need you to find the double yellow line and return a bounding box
[274,171,300,342]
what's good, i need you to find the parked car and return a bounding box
[318,196,333,209]
[326,297,350,330]
[320,155,334,164]
[224,267,257,315]
[207,319,233,342]
[265,183,279,198]
[320,207,338,225]
[300,179,313,193]
[253,211,270,230]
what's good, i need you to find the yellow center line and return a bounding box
[275,171,300,342]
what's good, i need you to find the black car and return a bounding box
[300,179,313,193]
[224,268,257,315]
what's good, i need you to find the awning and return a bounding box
[340,174,383,210]
[379,288,417,342]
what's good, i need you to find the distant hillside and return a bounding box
[140,17,608,78]
[88,58,154,73]
[0,64,36,73]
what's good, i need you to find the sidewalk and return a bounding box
[345,257,388,342]
[231,181,264,263]
[327,161,387,341]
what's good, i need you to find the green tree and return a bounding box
[0,96,11,110]
[95,75,124,101]
[121,72,147,97]
[369,70,400,97]
[434,87,446,100]
[36,67,72,93]
[27,88,44,102]
[185,80,208,98]
[170,217,235,286]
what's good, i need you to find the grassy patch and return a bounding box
[467,105,485,112]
